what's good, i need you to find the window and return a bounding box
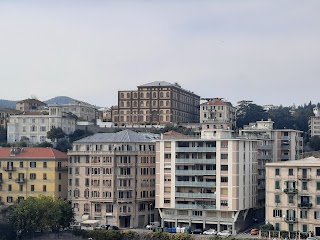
[302,181,308,190]
[31,185,35,192]
[59,173,62,180]
[192,211,202,216]
[317,182,320,190]
[30,173,36,180]
[164,199,171,204]
[7,196,13,203]
[8,185,12,191]
[275,181,280,189]
[317,196,320,205]
[43,162,47,168]
[43,185,47,192]
[315,211,320,220]
[300,210,308,219]
[302,224,308,233]
[58,185,62,192]
[30,162,36,168]
[275,194,280,204]
[273,209,282,217]
[288,169,293,176]
[275,223,280,231]
[19,162,23,168]
[288,195,294,204]
[43,173,47,180]
[19,185,23,192]
[317,169,320,176]
[275,168,280,176]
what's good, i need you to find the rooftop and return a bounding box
[200,98,233,107]
[0,147,67,159]
[75,129,160,143]
[266,156,320,167]
[16,98,47,105]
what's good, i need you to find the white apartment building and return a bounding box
[67,130,159,228]
[51,100,98,122]
[239,119,303,212]
[200,98,236,130]
[156,129,259,234]
[309,107,320,137]
[266,157,320,236]
[7,106,76,144]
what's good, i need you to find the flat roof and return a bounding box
[266,156,320,167]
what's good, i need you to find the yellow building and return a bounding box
[0,147,68,205]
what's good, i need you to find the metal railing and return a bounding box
[176,170,216,175]
[175,192,216,198]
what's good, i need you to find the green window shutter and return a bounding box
[317,182,320,190]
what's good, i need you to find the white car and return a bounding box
[203,229,217,235]
[217,230,231,237]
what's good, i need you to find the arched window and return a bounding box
[127,101,130,107]
[160,92,164,97]
[166,116,169,121]
[166,110,170,114]
[160,101,163,107]
[160,110,163,114]
[133,101,137,107]
[153,101,157,107]
[153,92,157,98]
[140,93,144,98]
[146,92,150,98]
[120,101,124,107]
[140,101,144,107]
[74,188,80,198]
[127,93,130,98]
[146,101,149,107]
[166,101,170,106]
[84,189,89,198]
[160,116,163,121]
[166,92,170,97]
[120,93,124,98]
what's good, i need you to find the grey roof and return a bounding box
[75,129,160,143]
[266,156,320,167]
[138,81,175,87]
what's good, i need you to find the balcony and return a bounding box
[117,175,133,179]
[298,175,310,180]
[55,166,68,171]
[176,158,216,164]
[281,145,291,150]
[176,181,216,187]
[298,203,312,209]
[117,186,133,191]
[117,162,133,167]
[259,145,273,150]
[281,136,290,140]
[176,170,216,176]
[175,192,216,198]
[284,188,298,194]
[258,155,273,160]
[15,178,27,183]
[285,217,297,223]
[176,147,216,152]
[175,203,216,210]
[2,166,16,171]
[281,155,290,160]
[117,198,133,203]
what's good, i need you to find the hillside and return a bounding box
[0,96,77,109]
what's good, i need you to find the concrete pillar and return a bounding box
[175,219,178,228]
[217,222,221,232]
[203,220,206,230]
[161,218,164,227]
[232,223,236,235]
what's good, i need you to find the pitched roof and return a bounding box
[200,98,233,107]
[138,81,175,87]
[17,98,47,105]
[75,129,160,143]
[0,147,67,159]
[162,131,190,139]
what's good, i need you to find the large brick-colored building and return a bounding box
[113,81,200,126]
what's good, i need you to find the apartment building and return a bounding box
[67,130,159,228]
[7,106,76,144]
[239,119,303,211]
[53,100,98,122]
[266,157,320,236]
[16,98,47,111]
[0,147,68,205]
[200,98,236,130]
[0,108,20,128]
[114,81,200,126]
[156,129,259,234]
[309,107,320,137]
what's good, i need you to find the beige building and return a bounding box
[266,157,320,236]
[200,98,236,130]
[7,106,76,144]
[240,119,303,212]
[0,147,68,206]
[309,107,320,137]
[156,129,259,234]
[16,98,47,111]
[114,81,200,126]
[67,130,159,228]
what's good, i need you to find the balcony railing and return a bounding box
[55,166,68,171]
[176,147,216,152]
[175,181,216,187]
[117,198,133,202]
[258,154,273,160]
[117,175,133,179]
[2,166,16,171]
[285,217,297,223]
[175,170,216,176]
[175,192,216,198]
[259,145,273,150]
[117,186,133,191]
[175,203,216,210]
[281,155,290,160]
[175,158,216,164]
[298,175,310,180]
[15,178,27,183]
[298,203,312,209]
[284,188,298,194]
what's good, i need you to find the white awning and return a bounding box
[81,214,89,220]
[81,220,100,225]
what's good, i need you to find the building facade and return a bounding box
[266,157,320,236]
[0,108,20,128]
[7,106,76,144]
[200,98,236,130]
[156,129,259,234]
[67,130,159,228]
[16,98,47,111]
[0,147,68,205]
[115,81,200,126]
[309,107,320,137]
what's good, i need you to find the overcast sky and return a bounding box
[0,0,320,107]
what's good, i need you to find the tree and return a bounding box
[55,139,71,153]
[69,129,93,142]
[0,126,7,143]
[236,100,268,128]
[309,136,320,151]
[9,195,73,235]
[35,141,53,148]
[47,127,65,142]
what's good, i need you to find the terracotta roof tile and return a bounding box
[0,147,67,159]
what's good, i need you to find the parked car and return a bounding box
[108,226,119,230]
[146,221,160,230]
[191,228,203,234]
[203,229,217,235]
[95,225,109,230]
[217,230,231,237]
[250,228,259,235]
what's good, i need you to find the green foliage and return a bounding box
[0,223,16,240]
[35,141,53,148]
[0,126,7,142]
[9,195,73,235]
[260,223,274,231]
[55,139,72,152]
[309,136,320,151]
[69,129,93,142]
[152,125,194,136]
[47,127,66,142]
[236,100,268,128]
